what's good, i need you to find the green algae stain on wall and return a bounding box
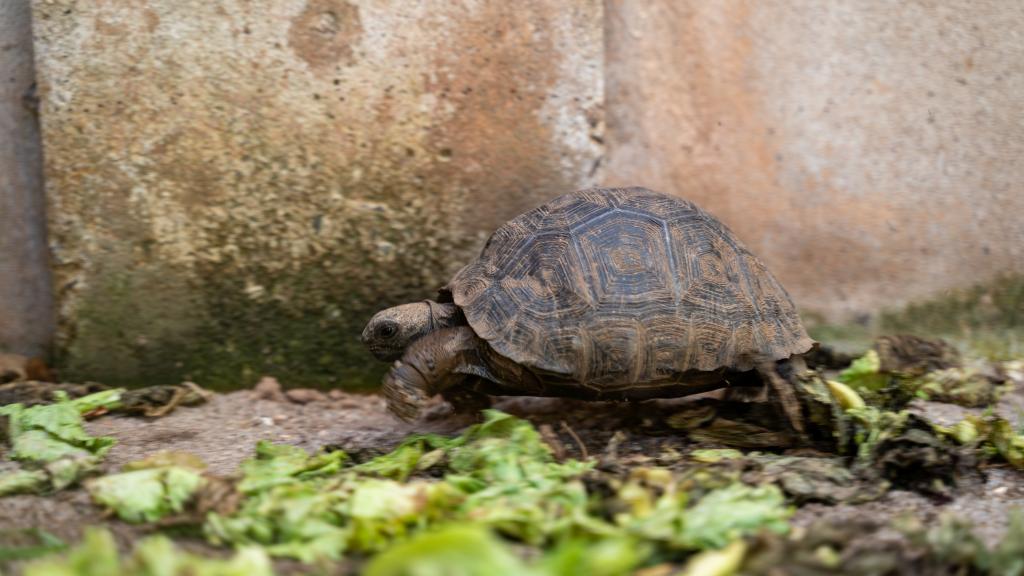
[804,274,1024,361]
[33,0,603,388]
[880,274,1024,361]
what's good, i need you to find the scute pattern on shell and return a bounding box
[449,187,813,389]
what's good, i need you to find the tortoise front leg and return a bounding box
[382,326,489,421]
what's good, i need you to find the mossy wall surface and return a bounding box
[806,274,1024,359]
[31,0,603,388]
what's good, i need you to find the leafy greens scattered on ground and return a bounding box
[21,527,273,576]
[0,390,122,495]
[86,410,792,568]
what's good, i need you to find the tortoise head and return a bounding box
[361,302,436,362]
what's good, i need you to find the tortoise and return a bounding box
[361,187,815,428]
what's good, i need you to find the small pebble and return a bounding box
[286,388,327,404]
[254,376,286,402]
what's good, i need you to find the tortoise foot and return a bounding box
[440,386,491,416]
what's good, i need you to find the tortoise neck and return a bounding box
[424,300,462,332]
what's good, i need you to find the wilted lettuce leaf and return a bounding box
[205,412,604,561]
[22,527,273,576]
[678,484,791,550]
[200,410,799,566]
[208,471,465,561]
[836,349,1002,411]
[353,435,451,480]
[69,389,123,415]
[910,367,1000,407]
[209,442,355,562]
[678,540,746,576]
[442,411,599,544]
[344,478,462,552]
[838,350,888,394]
[448,410,560,482]
[613,467,688,544]
[10,430,94,464]
[3,400,115,460]
[0,390,120,494]
[363,525,531,576]
[983,418,1024,468]
[237,441,347,494]
[540,535,648,576]
[206,479,351,562]
[123,450,207,472]
[45,454,104,491]
[88,466,206,523]
[0,467,48,496]
[23,528,120,576]
[132,534,274,576]
[982,509,1024,576]
[0,527,66,562]
[457,473,600,545]
[690,449,744,463]
[609,467,790,553]
[846,406,911,464]
[941,415,1024,469]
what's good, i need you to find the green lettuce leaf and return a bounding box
[364,525,531,576]
[679,484,791,550]
[237,441,347,494]
[0,390,120,494]
[22,527,273,576]
[88,466,205,523]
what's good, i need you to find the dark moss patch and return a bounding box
[58,261,203,388]
[802,311,874,355]
[805,275,1024,360]
[56,177,477,391]
[881,274,1023,335]
[881,274,1024,360]
[169,275,394,392]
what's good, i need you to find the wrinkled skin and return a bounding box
[361,301,462,362]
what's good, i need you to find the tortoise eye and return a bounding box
[376,322,399,340]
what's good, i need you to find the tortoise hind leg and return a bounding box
[441,381,492,414]
[383,326,490,421]
[421,377,493,421]
[756,360,806,434]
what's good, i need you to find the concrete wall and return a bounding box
[0,0,52,358]
[17,0,1024,385]
[31,0,602,387]
[606,0,1024,324]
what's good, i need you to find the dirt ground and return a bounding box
[3,373,1024,573]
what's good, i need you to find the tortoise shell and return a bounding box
[446,187,813,390]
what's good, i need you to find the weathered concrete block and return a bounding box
[606,1,1024,324]
[32,0,603,387]
[0,0,53,358]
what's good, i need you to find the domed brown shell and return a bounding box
[447,187,813,390]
